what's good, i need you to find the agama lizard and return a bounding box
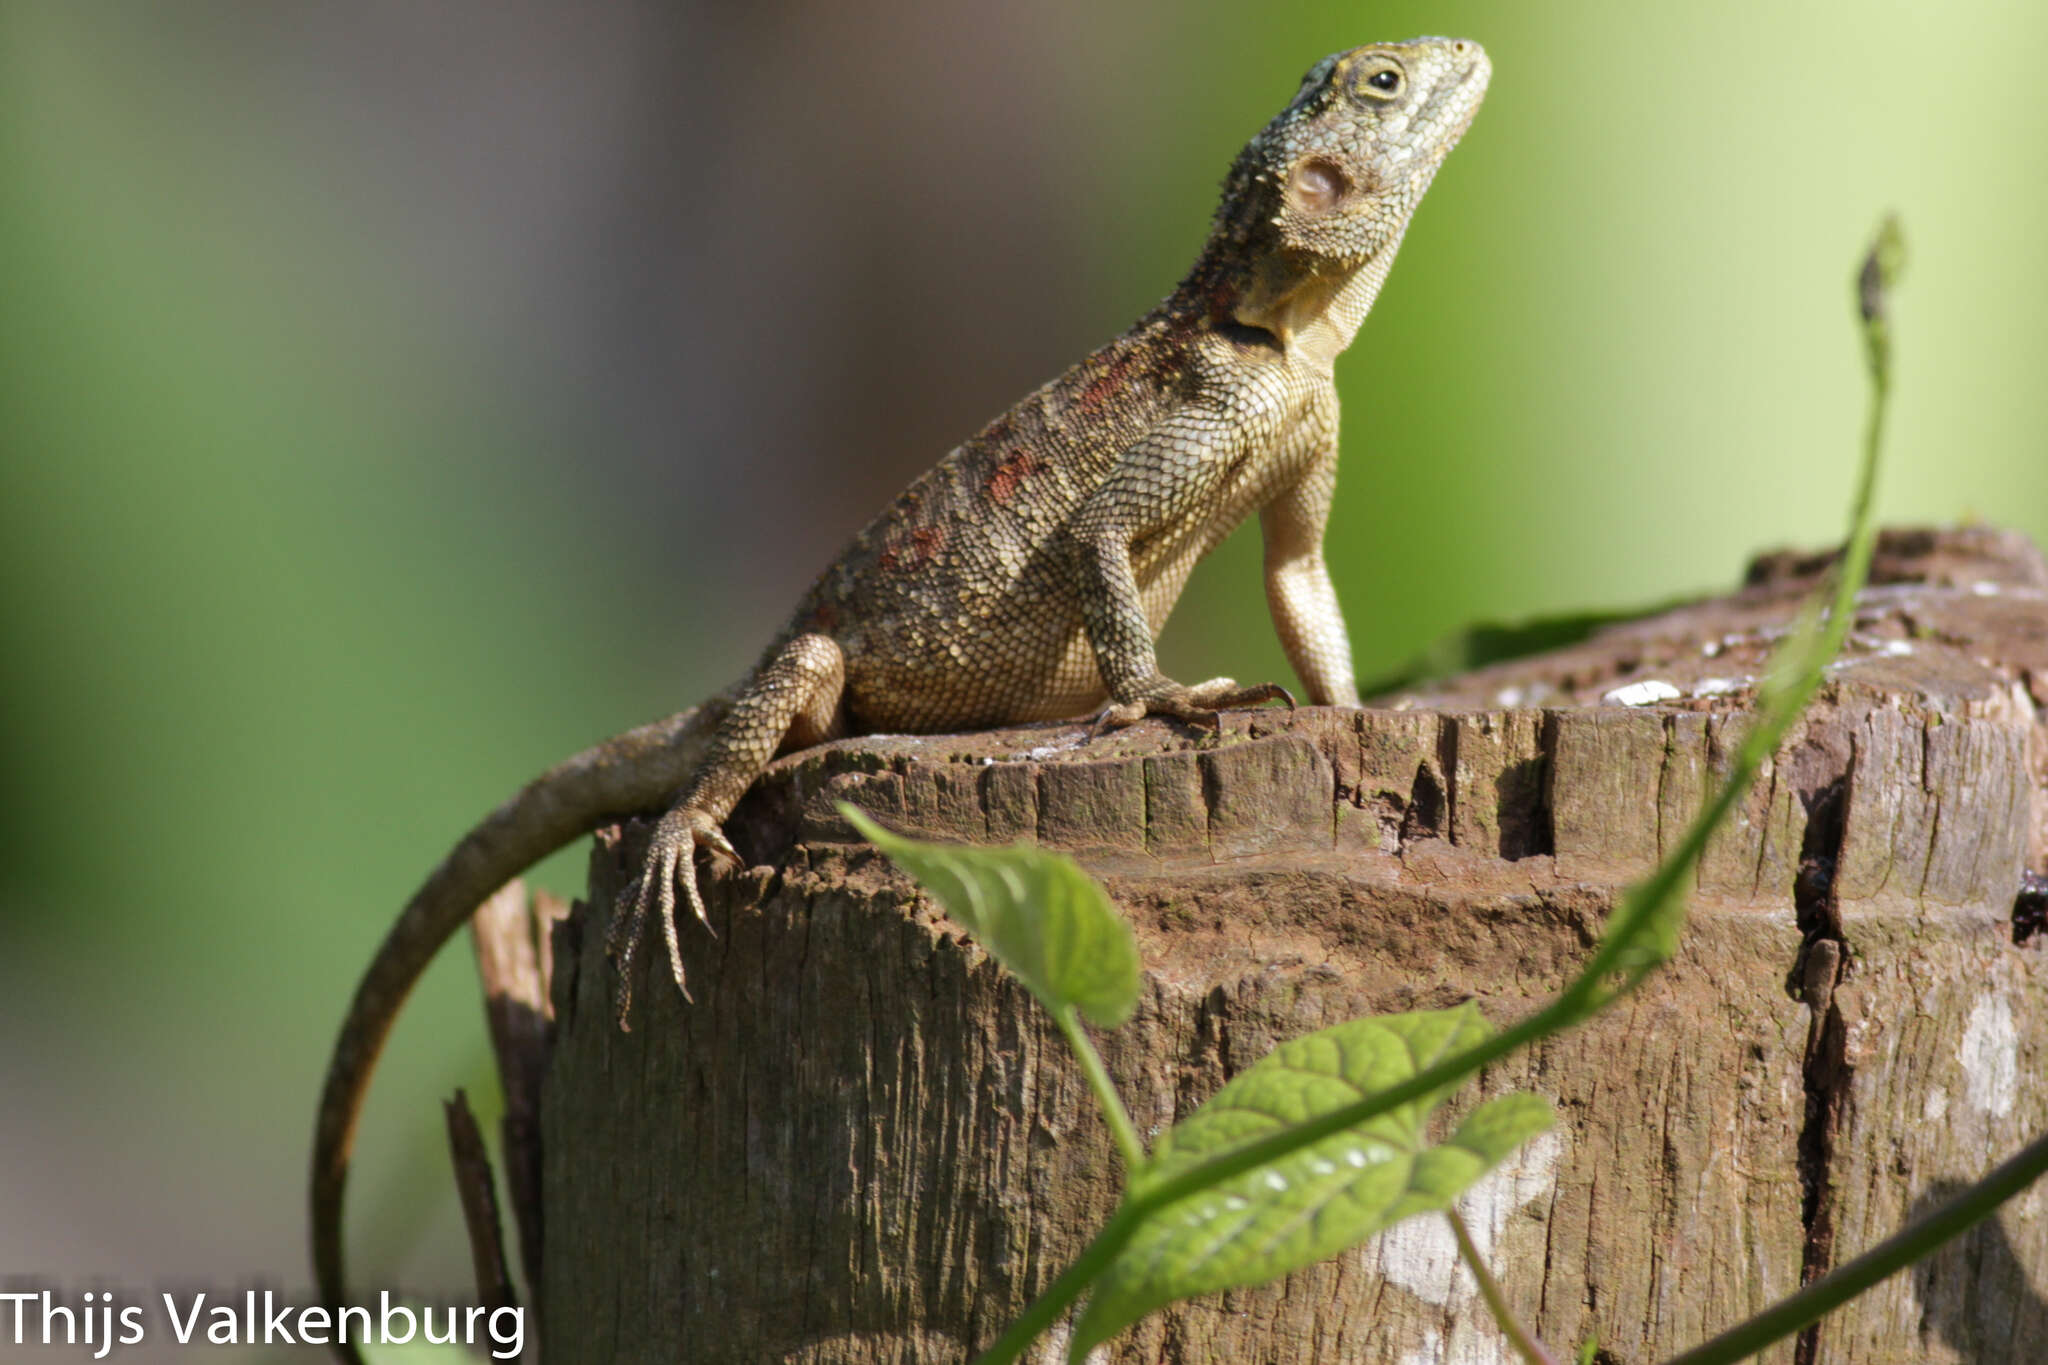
[311,36,1489,1352]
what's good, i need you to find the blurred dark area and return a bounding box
[2,0,2043,1348]
[1910,1178,2048,1358]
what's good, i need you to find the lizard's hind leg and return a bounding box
[607,633,847,1027]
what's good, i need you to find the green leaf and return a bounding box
[1070,1004,1552,1358]
[839,803,1140,1028]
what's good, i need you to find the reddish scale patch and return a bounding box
[1077,347,1143,413]
[878,525,946,572]
[986,450,1044,505]
[804,602,840,633]
[1204,278,1240,324]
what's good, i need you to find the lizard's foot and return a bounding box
[1087,675,1296,740]
[606,804,742,1030]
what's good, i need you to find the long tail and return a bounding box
[310,702,724,1363]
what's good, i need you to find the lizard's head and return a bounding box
[1200,37,1490,343]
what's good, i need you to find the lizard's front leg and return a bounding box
[1261,440,1361,707]
[1068,403,1294,735]
[607,632,845,1026]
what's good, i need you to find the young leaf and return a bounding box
[1070,1004,1552,1357]
[839,803,1140,1028]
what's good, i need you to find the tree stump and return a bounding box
[532,526,2048,1365]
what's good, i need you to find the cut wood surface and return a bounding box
[530,526,2048,1365]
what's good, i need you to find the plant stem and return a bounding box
[972,1201,1141,1365]
[968,1014,1145,1364]
[1662,1126,2048,1365]
[1054,1005,1146,1176]
[1450,1209,1561,1365]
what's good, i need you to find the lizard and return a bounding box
[310,34,1489,1355]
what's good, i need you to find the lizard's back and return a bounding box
[791,306,1211,731]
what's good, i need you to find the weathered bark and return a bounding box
[532,526,2048,1365]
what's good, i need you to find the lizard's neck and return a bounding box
[1227,225,1409,371]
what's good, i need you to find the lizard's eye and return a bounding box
[1357,64,1404,99]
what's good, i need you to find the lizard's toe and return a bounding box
[607,804,732,1028]
[1086,675,1296,743]
[661,862,694,1002]
[1187,678,1296,714]
[605,863,658,1030]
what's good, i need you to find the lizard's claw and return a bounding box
[606,804,734,1030]
[1087,675,1295,739]
[1087,700,1149,740]
[1211,680,1296,714]
[700,822,744,870]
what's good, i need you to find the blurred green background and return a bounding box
[3,0,2043,1349]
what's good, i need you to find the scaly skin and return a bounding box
[312,37,1488,1359]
